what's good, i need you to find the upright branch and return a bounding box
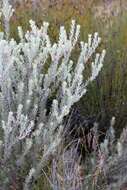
[1,0,14,38]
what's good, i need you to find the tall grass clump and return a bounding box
[0,1,106,189]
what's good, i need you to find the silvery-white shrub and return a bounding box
[0,3,106,189]
[96,124,127,190]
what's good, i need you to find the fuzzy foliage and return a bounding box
[0,12,105,189]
